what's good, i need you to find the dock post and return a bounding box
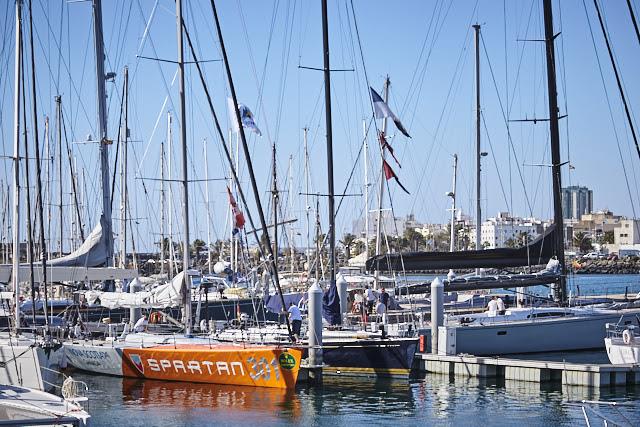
[336,272,348,324]
[308,282,323,384]
[431,277,444,354]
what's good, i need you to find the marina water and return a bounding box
[75,274,640,425]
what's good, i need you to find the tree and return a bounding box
[339,233,357,261]
[573,232,593,253]
[602,230,614,244]
[403,228,425,251]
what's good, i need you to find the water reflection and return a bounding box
[73,370,639,427]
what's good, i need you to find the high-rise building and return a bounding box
[561,186,593,220]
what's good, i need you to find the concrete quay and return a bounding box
[415,353,640,388]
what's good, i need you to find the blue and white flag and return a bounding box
[370,87,411,138]
[227,98,262,136]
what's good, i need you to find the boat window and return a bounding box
[530,312,571,318]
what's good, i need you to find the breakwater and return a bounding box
[572,258,640,274]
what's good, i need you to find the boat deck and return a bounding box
[416,352,640,388]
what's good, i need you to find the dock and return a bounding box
[415,353,640,388]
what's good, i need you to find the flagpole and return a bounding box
[374,76,390,290]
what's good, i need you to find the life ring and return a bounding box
[623,329,634,345]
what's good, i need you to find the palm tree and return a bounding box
[339,233,357,261]
[573,232,593,254]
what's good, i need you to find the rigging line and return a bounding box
[399,0,441,116]
[134,68,179,178]
[335,117,375,217]
[181,12,267,262]
[234,0,277,146]
[627,0,640,46]
[32,1,96,138]
[582,0,639,219]
[480,32,534,217]
[556,0,572,185]
[402,0,454,125]
[131,0,179,122]
[109,71,126,210]
[507,0,536,115]
[408,9,475,213]
[480,112,511,213]
[593,0,640,162]
[59,101,86,241]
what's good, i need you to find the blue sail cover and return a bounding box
[264,292,304,314]
[322,280,342,326]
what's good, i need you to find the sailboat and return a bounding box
[63,0,301,390]
[369,0,640,356]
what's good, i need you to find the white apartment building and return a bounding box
[470,212,543,249]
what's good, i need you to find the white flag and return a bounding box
[370,87,410,138]
[227,98,262,136]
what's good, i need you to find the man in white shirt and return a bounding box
[133,315,148,333]
[288,303,303,341]
[487,296,498,314]
[365,285,376,314]
[496,297,506,314]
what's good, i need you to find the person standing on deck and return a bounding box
[496,296,506,315]
[288,302,303,341]
[365,285,376,314]
[380,288,390,310]
[487,296,498,315]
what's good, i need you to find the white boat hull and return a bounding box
[64,342,124,376]
[444,310,640,355]
[605,337,640,364]
[0,337,65,391]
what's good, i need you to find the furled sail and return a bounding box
[47,215,110,267]
[82,272,184,309]
[366,224,558,272]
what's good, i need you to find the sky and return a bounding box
[0,0,639,255]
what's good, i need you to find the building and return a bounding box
[561,186,593,220]
[614,219,640,247]
[469,212,545,249]
[568,210,622,239]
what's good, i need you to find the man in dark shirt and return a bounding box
[380,288,390,310]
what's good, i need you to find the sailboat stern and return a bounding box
[122,344,301,389]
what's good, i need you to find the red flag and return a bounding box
[226,186,245,229]
[383,160,410,194]
[379,132,401,167]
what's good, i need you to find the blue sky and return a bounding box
[0,0,639,254]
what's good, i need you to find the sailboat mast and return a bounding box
[303,127,311,276]
[28,0,49,331]
[543,0,566,302]
[167,112,174,277]
[160,142,165,275]
[374,77,390,290]
[211,0,292,339]
[92,0,113,267]
[176,0,192,334]
[203,138,212,274]
[321,0,336,286]
[272,144,279,274]
[473,24,481,262]
[120,66,129,269]
[288,154,295,274]
[449,154,458,253]
[12,0,23,331]
[56,95,62,256]
[363,120,369,258]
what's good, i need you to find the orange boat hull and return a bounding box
[122,344,301,389]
